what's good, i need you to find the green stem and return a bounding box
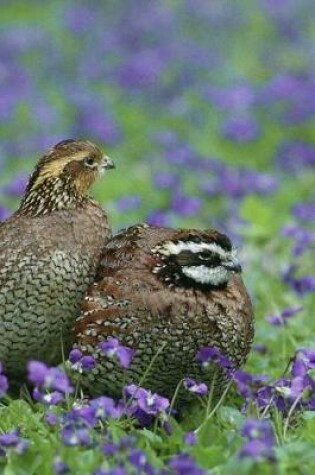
[195,378,233,435]
[206,370,217,417]
[125,342,168,411]
[283,393,304,441]
[169,379,184,415]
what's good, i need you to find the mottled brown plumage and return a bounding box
[73,224,254,404]
[0,139,114,379]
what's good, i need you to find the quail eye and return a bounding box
[83,157,96,167]
[198,251,213,261]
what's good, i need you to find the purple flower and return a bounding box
[146,210,169,226]
[101,442,118,456]
[27,361,48,386]
[266,315,283,326]
[68,348,95,372]
[249,348,315,413]
[61,422,93,447]
[90,396,125,420]
[239,419,276,462]
[77,106,122,146]
[292,275,315,295]
[239,439,276,462]
[296,348,315,369]
[53,456,70,474]
[68,348,82,364]
[282,306,303,318]
[266,305,303,326]
[94,468,126,475]
[67,398,122,429]
[27,361,73,405]
[66,402,96,426]
[0,206,11,221]
[153,130,177,147]
[184,431,197,445]
[168,453,206,475]
[205,83,256,112]
[260,73,315,124]
[64,5,97,34]
[153,172,180,189]
[0,363,8,398]
[33,387,64,405]
[0,428,29,456]
[292,201,315,223]
[282,224,314,256]
[276,141,315,173]
[36,365,73,393]
[101,435,136,458]
[171,192,202,216]
[4,174,28,196]
[275,375,311,402]
[117,50,165,89]
[115,195,142,212]
[221,116,260,143]
[165,143,196,167]
[99,338,135,369]
[128,449,155,474]
[45,411,60,426]
[202,166,277,199]
[241,419,275,441]
[282,265,315,295]
[196,346,233,370]
[233,369,268,400]
[183,378,208,395]
[124,384,170,417]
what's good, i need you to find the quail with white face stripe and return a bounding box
[72,224,254,405]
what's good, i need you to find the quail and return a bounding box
[0,139,115,379]
[73,224,254,403]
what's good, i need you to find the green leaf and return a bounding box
[239,195,280,237]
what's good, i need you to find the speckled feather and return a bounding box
[73,224,254,403]
[0,139,112,378]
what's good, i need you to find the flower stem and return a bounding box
[195,379,233,435]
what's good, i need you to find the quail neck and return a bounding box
[18,138,115,217]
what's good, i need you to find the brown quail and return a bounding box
[0,139,115,380]
[73,224,254,403]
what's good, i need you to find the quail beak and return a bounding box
[222,259,242,273]
[99,155,115,171]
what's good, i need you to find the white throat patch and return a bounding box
[182,265,230,286]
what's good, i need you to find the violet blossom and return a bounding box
[239,419,276,462]
[99,337,136,369]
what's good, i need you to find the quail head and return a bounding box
[73,224,254,404]
[0,139,115,380]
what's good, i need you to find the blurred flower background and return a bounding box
[0,1,314,474]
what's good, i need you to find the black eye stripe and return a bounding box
[173,250,221,267]
[172,250,199,266]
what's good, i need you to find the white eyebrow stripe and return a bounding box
[154,240,232,259]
